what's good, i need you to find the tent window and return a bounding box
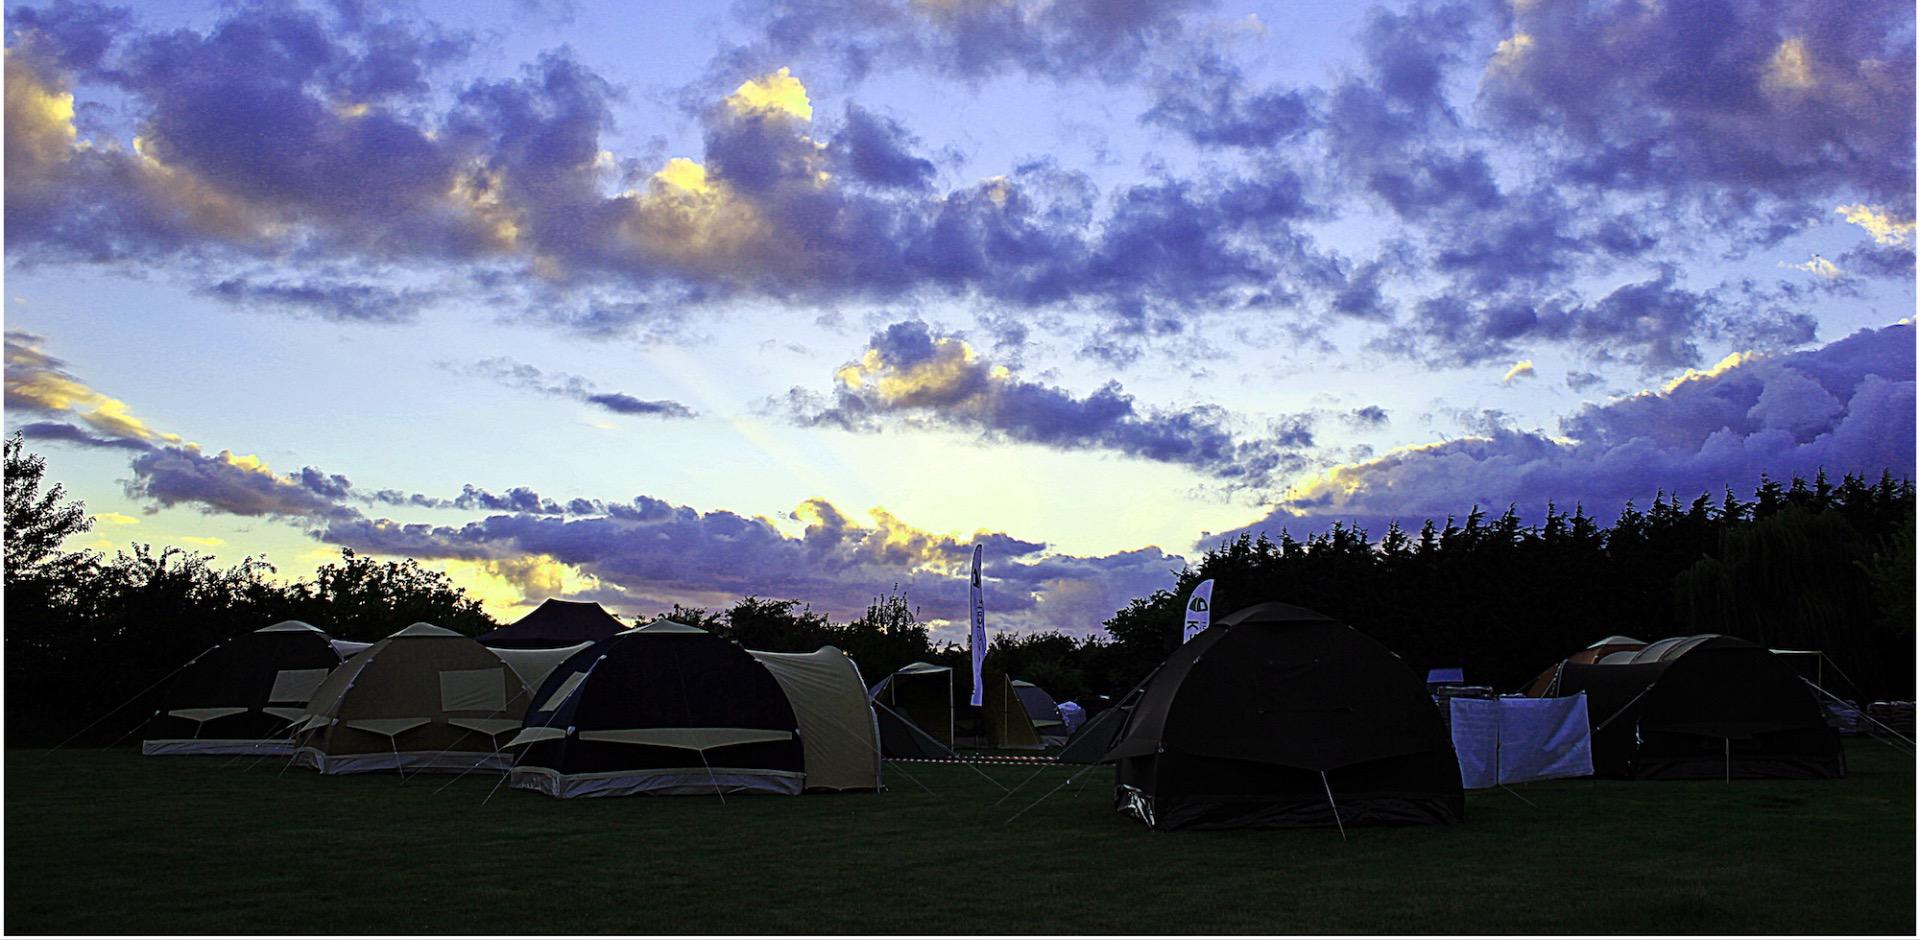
[440,668,507,712]
[539,672,589,712]
[267,668,331,704]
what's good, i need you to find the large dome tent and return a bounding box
[1103,603,1464,831]
[290,623,531,774]
[1532,633,1844,779]
[142,621,348,756]
[506,619,808,797]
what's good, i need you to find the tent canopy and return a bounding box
[1535,633,1843,780]
[478,599,629,648]
[1105,602,1463,830]
[749,646,882,791]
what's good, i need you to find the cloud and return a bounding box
[1502,360,1536,384]
[124,446,363,520]
[319,492,1181,634]
[448,357,696,419]
[1344,405,1390,428]
[1235,322,1915,539]
[1479,0,1916,220]
[12,420,155,452]
[708,0,1213,86]
[4,331,176,445]
[787,319,1313,486]
[201,277,439,323]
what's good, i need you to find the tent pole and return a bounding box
[1724,737,1730,784]
[1319,771,1348,842]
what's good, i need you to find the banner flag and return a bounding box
[1181,579,1215,643]
[969,543,986,707]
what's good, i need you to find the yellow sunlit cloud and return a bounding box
[3,341,178,444]
[447,161,521,250]
[727,67,813,121]
[3,50,78,177]
[1502,359,1536,384]
[1783,255,1843,279]
[1764,37,1814,91]
[653,157,712,195]
[179,535,225,547]
[95,512,140,526]
[432,553,604,621]
[1835,203,1915,247]
[1660,350,1756,394]
[1492,32,1535,70]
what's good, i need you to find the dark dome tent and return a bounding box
[478,599,628,648]
[506,619,807,797]
[1533,634,1844,780]
[870,662,954,749]
[143,621,347,756]
[1103,603,1464,831]
[291,623,531,774]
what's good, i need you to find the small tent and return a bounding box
[1012,680,1069,747]
[870,662,954,748]
[143,621,346,756]
[507,620,806,797]
[873,702,959,759]
[749,646,883,791]
[291,623,530,774]
[981,674,1044,749]
[1104,603,1464,830]
[1532,634,1844,780]
[478,599,628,648]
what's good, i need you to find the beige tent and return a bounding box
[291,623,531,774]
[749,646,882,791]
[982,673,1044,749]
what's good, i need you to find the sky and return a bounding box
[3,0,1914,638]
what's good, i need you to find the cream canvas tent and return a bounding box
[749,646,883,791]
[290,623,530,774]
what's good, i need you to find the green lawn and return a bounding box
[4,742,1912,935]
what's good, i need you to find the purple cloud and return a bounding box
[787,319,1315,486]
[1235,322,1915,540]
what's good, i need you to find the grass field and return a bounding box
[4,742,1912,935]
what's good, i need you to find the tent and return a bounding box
[143,621,347,756]
[870,662,954,748]
[1104,603,1464,830]
[873,702,959,759]
[291,623,530,774]
[1532,634,1844,780]
[981,674,1044,749]
[1012,679,1068,747]
[1522,635,1646,695]
[506,620,806,797]
[478,598,628,648]
[1058,700,1086,735]
[749,646,883,791]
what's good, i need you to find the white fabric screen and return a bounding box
[1450,693,1594,789]
[440,668,507,712]
[267,668,331,704]
[539,672,589,712]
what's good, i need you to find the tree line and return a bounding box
[5,434,1912,744]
